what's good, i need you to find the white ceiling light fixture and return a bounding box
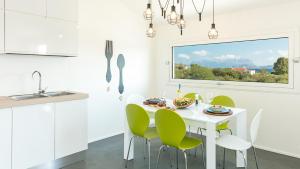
[208,0,218,39]
[143,0,219,38]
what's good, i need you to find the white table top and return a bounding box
[138,99,246,124]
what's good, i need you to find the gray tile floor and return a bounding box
[56,134,299,169]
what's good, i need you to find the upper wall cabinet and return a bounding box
[47,0,78,22]
[5,11,47,55]
[0,0,4,10]
[0,10,4,53]
[3,0,78,56]
[46,18,78,56]
[5,0,46,16]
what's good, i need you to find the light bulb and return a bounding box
[146,23,156,38]
[177,15,186,29]
[167,6,177,25]
[208,23,218,39]
[143,3,152,20]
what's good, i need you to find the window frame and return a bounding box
[169,30,297,90]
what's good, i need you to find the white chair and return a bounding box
[216,109,262,169]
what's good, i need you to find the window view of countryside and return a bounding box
[173,38,289,84]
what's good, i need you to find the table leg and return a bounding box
[236,111,247,167]
[206,122,216,169]
[124,114,134,160]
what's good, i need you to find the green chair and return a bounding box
[211,95,235,134]
[155,109,205,169]
[184,93,203,102]
[125,104,159,169]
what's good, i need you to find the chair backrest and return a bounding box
[250,109,263,144]
[126,104,150,137]
[211,95,235,107]
[126,94,145,104]
[155,109,186,148]
[184,93,203,101]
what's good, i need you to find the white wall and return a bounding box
[72,0,153,142]
[152,1,300,158]
[0,0,153,143]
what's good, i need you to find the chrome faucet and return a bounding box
[32,71,45,94]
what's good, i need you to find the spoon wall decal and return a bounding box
[105,40,113,91]
[117,54,125,100]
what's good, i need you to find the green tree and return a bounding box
[189,64,215,80]
[273,57,288,75]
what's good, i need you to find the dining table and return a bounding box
[123,99,247,169]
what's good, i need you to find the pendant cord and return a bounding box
[192,0,206,14]
[212,0,215,23]
[158,0,171,10]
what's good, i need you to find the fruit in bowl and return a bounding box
[173,97,194,109]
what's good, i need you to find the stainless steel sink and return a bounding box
[9,94,48,101]
[44,91,75,97]
[9,91,75,101]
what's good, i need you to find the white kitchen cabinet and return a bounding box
[46,18,78,56]
[0,10,4,53]
[5,0,46,16]
[47,0,78,22]
[55,99,88,159]
[0,108,12,169]
[5,11,47,55]
[0,0,4,10]
[12,104,55,169]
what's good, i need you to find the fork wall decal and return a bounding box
[105,40,113,91]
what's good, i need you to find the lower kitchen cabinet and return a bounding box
[0,108,12,169]
[55,99,88,159]
[12,103,55,169]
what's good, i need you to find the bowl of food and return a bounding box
[173,97,194,109]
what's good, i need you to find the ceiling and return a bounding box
[122,0,298,22]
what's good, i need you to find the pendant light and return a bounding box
[167,0,178,25]
[143,0,153,20]
[146,22,156,38]
[177,0,185,35]
[208,0,218,39]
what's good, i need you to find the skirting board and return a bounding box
[88,131,124,144]
[254,144,300,159]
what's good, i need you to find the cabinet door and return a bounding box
[5,0,46,16]
[47,0,78,21]
[55,100,87,159]
[12,104,54,169]
[5,11,47,55]
[0,0,4,10]
[0,108,12,169]
[46,18,78,56]
[0,10,4,53]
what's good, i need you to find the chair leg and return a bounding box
[156,145,165,169]
[239,150,247,169]
[229,129,233,135]
[183,151,188,169]
[201,144,205,168]
[168,146,173,168]
[188,126,191,156]
[253,147,259,169]
[125,136,134,168]
[223,148,226,169]
[148,140,151,169]
[176,149,179,169]
[144,139,147,160]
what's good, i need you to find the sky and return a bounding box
[173,37,289,68]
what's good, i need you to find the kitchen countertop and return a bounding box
[0,91,89,109]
